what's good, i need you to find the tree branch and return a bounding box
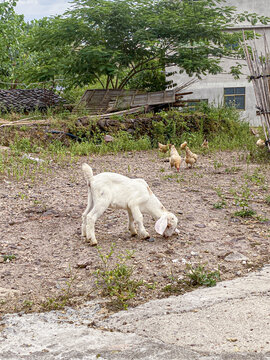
[118,56,158,89]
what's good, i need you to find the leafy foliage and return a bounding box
[23,0,269,89]
[0,1,26,87]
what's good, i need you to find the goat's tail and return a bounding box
[82,163,93,184]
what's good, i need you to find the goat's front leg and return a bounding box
[86,204,107,246]
[130,206,149,239]
[127,207,137,236]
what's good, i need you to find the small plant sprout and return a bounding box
[225,166,241,174]
[232,182,256,218]
[213,187,227,209]
[213,160,223,170]
[265,195,270,205]
[244,168,265,186]
[3,254,16,262]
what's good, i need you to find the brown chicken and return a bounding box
[158,142,170,153]
[201,139,209,149]
[180,141,198,168]
[256,138,265,148]
[169,145,182,172]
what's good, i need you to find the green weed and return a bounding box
[213,160,223,170]
[185,264,220,287]
[213,187,227,209]
[234,209,256,218]
[22,300,34,310]
[265,195,270,205]
[163,264,220,294]
[244,168,265,186]
[225,166,242,174]
[94,243,143,310]
[231,183,256,218]
[3,254,16,262]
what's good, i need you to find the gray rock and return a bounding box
[104,134,114,142]
[224,252,249,262]
[0,287,19,300]
[195,224,206,228]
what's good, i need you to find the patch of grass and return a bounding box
[225,166,242,174]
[213,160,223,170]
[185,264,220,287]
[9,135,40,154]
[163,264,220,294]
[162,173,180,180]
[69,132,151,156]
[193,171,203,179]
[94,243,143,310]
[253,214,269,222]
[244,168,265,186]
[234,209,256,218]
[0,147,51,182]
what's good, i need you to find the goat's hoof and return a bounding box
[86,238,97,246]
[88,241,97,247]
[141,233,150,240]
[130,233,138,237]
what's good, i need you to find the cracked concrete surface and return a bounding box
[1,266,270,359]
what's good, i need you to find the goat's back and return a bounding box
[91,172,150,207]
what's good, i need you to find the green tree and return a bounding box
[0,0,26,88]
[25,0,269,90]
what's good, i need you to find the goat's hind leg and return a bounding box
[81,190,93,237]
[86,202,108,246]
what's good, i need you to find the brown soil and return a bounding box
[1,149,270,315]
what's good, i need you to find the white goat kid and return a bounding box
[81,163,179,246]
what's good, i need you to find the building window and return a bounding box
[224,87,245,110]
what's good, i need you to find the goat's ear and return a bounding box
[155,215,168,235]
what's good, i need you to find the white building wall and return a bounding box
[167,0,270,126]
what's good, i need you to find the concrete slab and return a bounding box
[103,265,270,354]
[1,266,270,359]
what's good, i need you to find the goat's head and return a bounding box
[155,212,179,237]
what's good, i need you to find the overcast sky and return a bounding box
[15,0,73,21]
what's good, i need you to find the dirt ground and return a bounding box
[1,149,270,315]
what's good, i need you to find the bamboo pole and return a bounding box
[242,31,270,150]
